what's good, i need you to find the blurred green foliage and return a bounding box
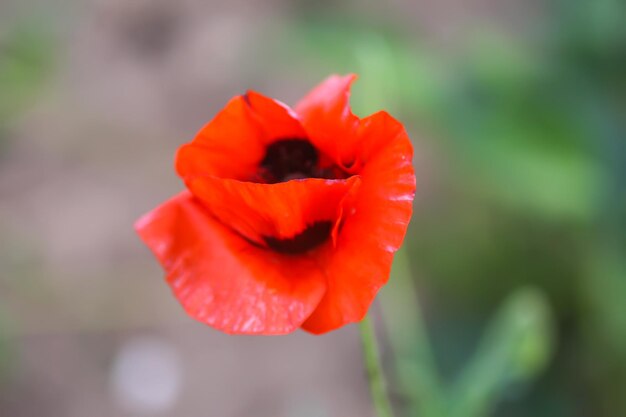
[0,311,14,385]
[0,20,51,385]
[275,0,626,415]
[448,288,554,417]
[0,21,52,150]
[382,253,554,417]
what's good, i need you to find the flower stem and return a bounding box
[380,248,446,417]
[359,314,395,417]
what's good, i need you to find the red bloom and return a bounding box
[135,74,415,335]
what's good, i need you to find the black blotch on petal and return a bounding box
[258,139,319,183]
[256,138,349,183]
[264,221,332,254]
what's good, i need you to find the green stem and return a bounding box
[359,314,395,417]
[380,247,446,417]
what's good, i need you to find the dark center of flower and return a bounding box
[264,221,333,254]
[256,139,348,184]
[252,139,349,254]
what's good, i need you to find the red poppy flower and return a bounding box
[135,74,415,335]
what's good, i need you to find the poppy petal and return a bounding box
[294,74,361,169]
[135,191,328,334]
[186,176,361,246]
[244,90,308,141]
[302,111,415,334]
[176,92,307,181]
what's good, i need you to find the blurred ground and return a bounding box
[1,0,625,417]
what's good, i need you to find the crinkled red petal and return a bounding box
[301,109,416,334]
[176,91,307,181]
[295,74,362,171]
[135,192,328,335]
[186,176,361,246]
[244,90,307,141]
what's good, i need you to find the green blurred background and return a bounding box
[1,0,624,416]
